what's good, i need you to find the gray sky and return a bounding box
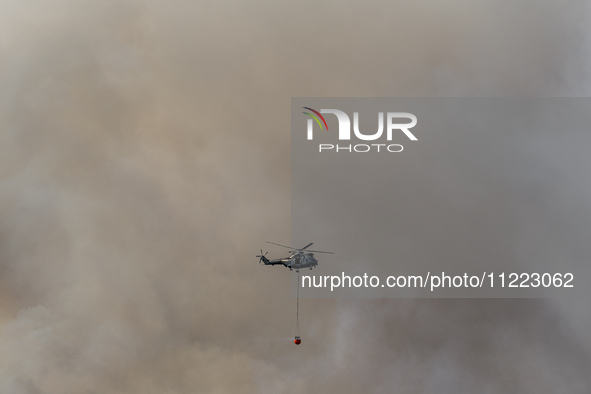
[0,0,590,393]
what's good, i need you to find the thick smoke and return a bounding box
[0,0,590,393]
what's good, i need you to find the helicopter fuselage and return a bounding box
[288,252,318,270]
[262,252,318,270]
[258,242,332,271]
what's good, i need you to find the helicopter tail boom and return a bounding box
[257,251,290,267]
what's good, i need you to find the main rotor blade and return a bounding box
[303,249,334,254]
[300,243,314,250]
[266,241,296,249]
[266,241,334,254]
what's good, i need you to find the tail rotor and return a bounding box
[256,249,268,264]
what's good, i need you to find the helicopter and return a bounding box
[257,241,333,272]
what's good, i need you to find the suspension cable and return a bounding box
[296,270,300,336]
